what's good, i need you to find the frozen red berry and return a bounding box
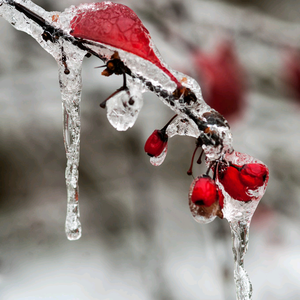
[217,162,269,202]
[144,130,168,157]
[189,176,224,222]
[218,165,249,201]
[190,176,218,207]
[70,2,180,85]
[239,163,268,189]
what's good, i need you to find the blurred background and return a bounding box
[1,0,300,299]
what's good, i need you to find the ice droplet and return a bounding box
[106,85,143,131]
[149,145,167,166]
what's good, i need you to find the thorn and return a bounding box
[95,65,106,69]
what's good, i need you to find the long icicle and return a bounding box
[58,44,86,240]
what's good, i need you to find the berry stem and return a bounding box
[205,162,214,176]
[196,149,204,164]
[187,144,199,176]
[99,86,129,108]
[161,114,178,132]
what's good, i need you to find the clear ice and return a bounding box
[150,146,168,166]
[106,79,144,131]
[1,1,269,298]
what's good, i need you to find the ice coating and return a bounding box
[166,115,200,138]
[216,151,269,299]
[149,146,168,166]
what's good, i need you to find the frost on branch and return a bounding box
[0,1,269,299]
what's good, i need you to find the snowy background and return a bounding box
[1,0,300,299]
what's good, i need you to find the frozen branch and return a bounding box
[0,1,270,299]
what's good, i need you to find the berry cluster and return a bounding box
[188,156,268,223]
[143,113,269,223]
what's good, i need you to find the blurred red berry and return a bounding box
[190,176,218,207]
[192,41,246,120]
[144,130,168,157]
[282,49,300,100]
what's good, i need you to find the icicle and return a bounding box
[58,43,86,240]
[229,221,252,300]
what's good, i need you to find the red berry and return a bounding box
[191,176,218,207]
[218,165,249,201]
[144,130,167,157]
[239,163,268,189]
[282,49,300,101]
[217,163,268,202]
[70,2,179,85]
